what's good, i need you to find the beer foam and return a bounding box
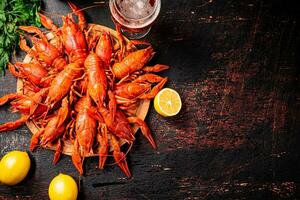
[117,0,154,19]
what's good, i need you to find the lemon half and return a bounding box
[154,88,182,117]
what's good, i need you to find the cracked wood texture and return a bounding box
[0,0,299,199]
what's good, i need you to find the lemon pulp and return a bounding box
[154,88,182,117]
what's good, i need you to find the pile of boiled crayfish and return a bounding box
[0,2,168,177]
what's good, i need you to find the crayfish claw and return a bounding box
[0,93,23,106]
[38,13,59,33]
[29,129,44,151]
[127,117,157,149]
[143,64,170,73]
[67,1,87,30]
[108,90,116,123]
[72,139,84,175]
[114,151,131,178]
[111,135,132,177]
[19,26,48,42]
[53,139,63,165]
[139,77,168,99]
[0,115,29,132]
[97,124,108,169]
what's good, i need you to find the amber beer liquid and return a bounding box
[109,0,161,39]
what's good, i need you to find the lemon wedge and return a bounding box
[154,88,182,117]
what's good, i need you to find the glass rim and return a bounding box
[111,0,161,22]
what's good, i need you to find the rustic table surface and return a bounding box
[0,0,299,199]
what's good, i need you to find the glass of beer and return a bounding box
[109,0,161,39]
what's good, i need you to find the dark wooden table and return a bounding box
[1,0,299,199]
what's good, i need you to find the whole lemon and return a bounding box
[0,150,31,185]
[49,173,78,200]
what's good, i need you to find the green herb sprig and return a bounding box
[0,0,41,76]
